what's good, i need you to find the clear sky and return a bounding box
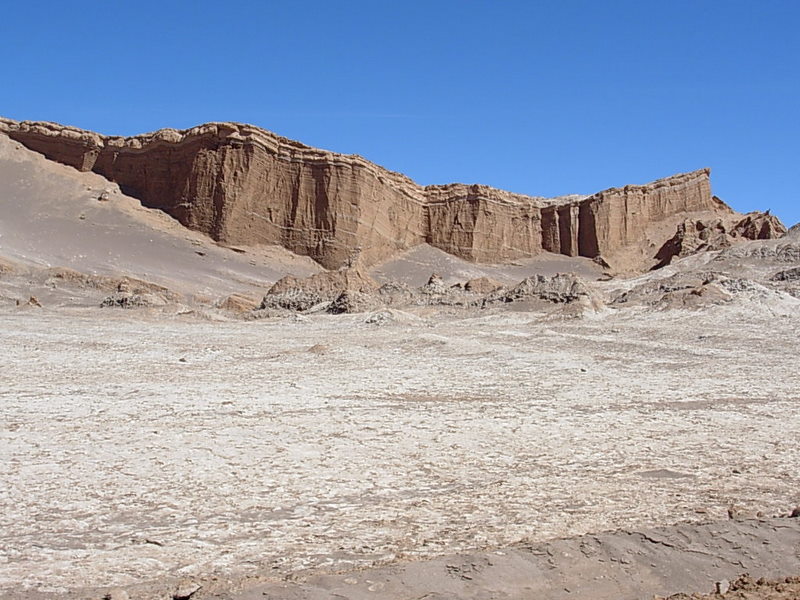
[1,0,798,226]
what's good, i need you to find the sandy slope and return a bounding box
[369,243,603,287]
[239,518,800,600]
[0,133,321,299]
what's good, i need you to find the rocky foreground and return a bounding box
[2,302,799,600]
[41,224,800,320]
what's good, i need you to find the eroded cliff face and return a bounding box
[0,120,430,268]
[0,118,727,269]
[424,184,575,263]
[579,170,718,256]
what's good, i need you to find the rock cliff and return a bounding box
[0,118,731,269]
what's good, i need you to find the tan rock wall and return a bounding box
[424,184,546,263]
[0,120,429,268]
[0,118,723,269]
[579,169,714,256]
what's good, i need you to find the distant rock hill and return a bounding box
[0,118,783,271]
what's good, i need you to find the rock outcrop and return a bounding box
[771,267,800,282]
[731,212,787,240]
[215,294,261,313]
[484,273,599,306]
[770,267,800,298]
[252,269,601,315]
[612,270,788,310]
[100,279,176,308]
[653,211,788,269]
[258,268,377,312]
[327,290,379,314]
[654,218,732,268]
[0,118,736,269]
[464,276,503,294]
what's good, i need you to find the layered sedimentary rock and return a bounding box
[0,119,429,268]
[654,218,731,269]
[654,212,788,269]
[0,118,731,269]
[732,212,787,240]
[424,184,586,262]
[258,268,378,312]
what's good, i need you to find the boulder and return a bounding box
[327,290,379,314]
[421,273,448,295]
[260,269,377,312]
[100,279,176,308]
[377,281,420,306]
[216,294,261,313]
[484,273,597,305]
[464,276,503,294]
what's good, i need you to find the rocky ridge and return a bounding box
[0,118,743,271]
[653,212,787,269]
[248,268,602,318]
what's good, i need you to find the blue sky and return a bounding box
[2,1,798,226]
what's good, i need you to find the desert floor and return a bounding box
[1,299,798,598]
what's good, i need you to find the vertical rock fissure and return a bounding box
[578,201,600,258]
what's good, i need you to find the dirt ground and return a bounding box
[1,299,799,598]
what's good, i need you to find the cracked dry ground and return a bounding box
[0,300,798,595]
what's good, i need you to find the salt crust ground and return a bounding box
[1,300,798,596]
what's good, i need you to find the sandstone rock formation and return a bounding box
[215,294,261,313]
[771,267,800,282]
[100,279,177,308]
[377,281,420,307]
[1,118,737,270]
[614,272,735,309]
[259,268,377,312]
[611,266,795,310]
[268,268,377,298]
[421,273,448,295]
[464,276,503,294]
[249,267,604,315]
[732,211,787,240]
[484,273,599,306]
[654,218,732,269]
[327,290,379,314]
[653,211,788,269]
